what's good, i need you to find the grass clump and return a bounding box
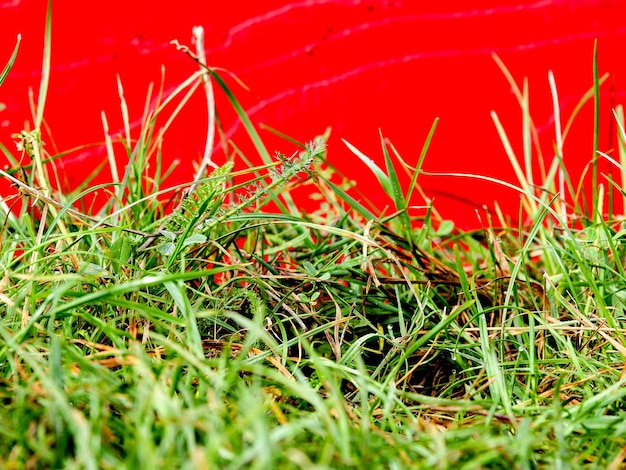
[1,24,626,470]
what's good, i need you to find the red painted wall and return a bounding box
[1,1,626,227]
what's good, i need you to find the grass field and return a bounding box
[1,18,626,470]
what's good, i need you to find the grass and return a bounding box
[2,15,626,470]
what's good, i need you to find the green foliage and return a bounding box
[165,161,234,234]
[0,33,20,87]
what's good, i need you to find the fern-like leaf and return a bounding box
[166,161,234,233]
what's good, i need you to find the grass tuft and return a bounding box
[1,17,626,469]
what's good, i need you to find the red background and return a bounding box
[1,1,626,227]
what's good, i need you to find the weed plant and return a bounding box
[1,14,626,470]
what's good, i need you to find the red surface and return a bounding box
[1,1,626,227]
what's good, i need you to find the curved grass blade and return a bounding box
[0,34,21,87]
[343,138,391,196]
[379,131,412,246]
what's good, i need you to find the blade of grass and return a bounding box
[0,34,21,87]
[395,117,439,202]
[343,138,391,196]
[592,39,600,219]
[548,70,566,221]
[379,131,412,247]
[318,176,378,220]
[522,78,533,192]
[613,106,626,214]
[490,110,536,216]
[34,1,52,128]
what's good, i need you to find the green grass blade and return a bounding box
[319,175,378,220]
[406,117,438,202]
[343,138,391,196]
[35,1,52,128]
[592,39,600,221]
[379,131,412,245]
[0,34,21,87]
[208,70,271,164]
